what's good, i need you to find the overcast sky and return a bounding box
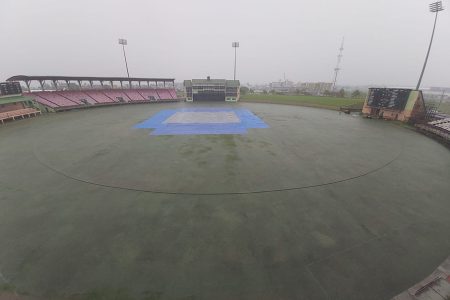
[1,0,449,87]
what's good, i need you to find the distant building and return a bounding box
[269,80,295,94]
[429,86,450,93]
[298,82,332,95]
[184,77,240,102]
[362,88,426,122]
[252,89,266,94]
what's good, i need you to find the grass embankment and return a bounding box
[240,94,365,110]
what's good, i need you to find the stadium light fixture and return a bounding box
[416,1,444,90]
[232,42,239,80]
[118,38,130,80]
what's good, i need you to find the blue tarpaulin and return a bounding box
[134,107,268,135]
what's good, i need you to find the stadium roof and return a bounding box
[6,75,175,82]
[192,79,227,84]
[226,80,240,87]
[185,79,240,87]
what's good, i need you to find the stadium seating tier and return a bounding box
[26,88,178,110]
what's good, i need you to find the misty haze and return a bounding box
[1,1,450,300]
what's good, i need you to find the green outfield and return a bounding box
[240,94,365,110]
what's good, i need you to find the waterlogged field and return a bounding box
[0,102,449,300]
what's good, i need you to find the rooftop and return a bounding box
[7,75,175,83]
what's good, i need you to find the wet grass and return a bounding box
[0,283,16,292]
[241,94,364,110]
[439,102,450,115]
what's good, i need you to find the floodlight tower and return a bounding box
[416,1,445,90]
[232,42,240,80]
[118,38,130,79]
[332,37,345,92]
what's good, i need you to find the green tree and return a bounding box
[337,88,345,98]
[240,86,250,95]
[351,90,361,98]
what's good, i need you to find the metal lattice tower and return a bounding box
[332,37,345,92]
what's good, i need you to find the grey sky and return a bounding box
[1,0,449,87]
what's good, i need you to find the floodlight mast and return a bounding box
[118,38,130,80]
[416,1,444,90]
[232,42,239,80]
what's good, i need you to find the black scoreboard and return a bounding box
[0,81,22,96]
[367,88,411,110]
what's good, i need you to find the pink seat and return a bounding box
[59,91,97,105]
[168,88,177,99]
[34,96,60,108]
[156,89,172,100]
[138,89,160,101]
[102,90,131,103]
[31,92,78,107]
[84,91,115,104]
[23,87,179,111]
[124,90,145,101]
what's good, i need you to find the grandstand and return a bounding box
[6,75,179,112]
[184,77,240,102]
[362,88,426,122]
[416,117,450,145]
[429,117,450,131]
[0,81,41,124]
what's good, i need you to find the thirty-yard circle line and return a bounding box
[32,142,404,196]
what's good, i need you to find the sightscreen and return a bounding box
[367,88,411,110]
